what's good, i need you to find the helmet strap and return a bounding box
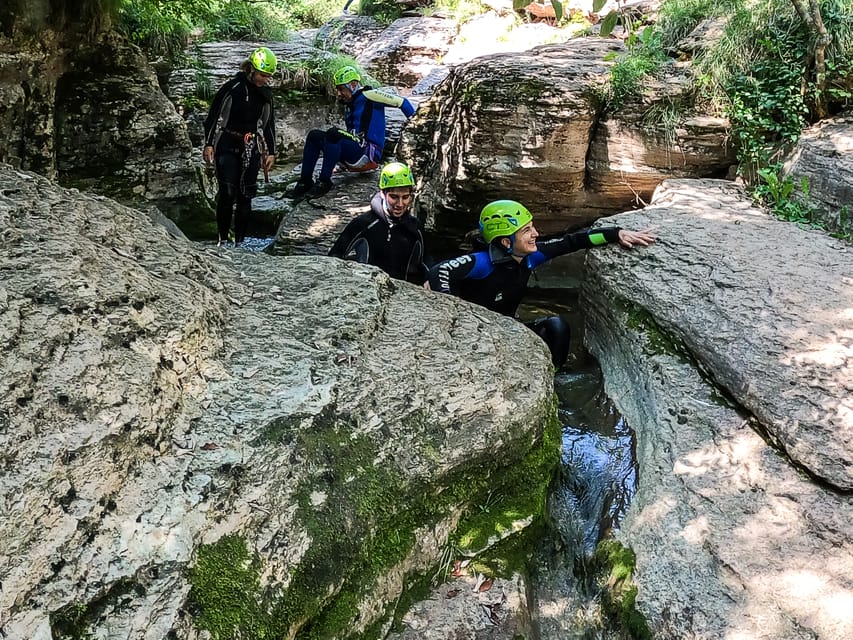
[501,235,516,255]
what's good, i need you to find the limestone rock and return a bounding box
[356,17,458,87]
[315,15,395,60]
[0,31,203,227]
[782,113,853,238]
[398,38,734,240]
[582,178,853,639]
[0,165,557,639]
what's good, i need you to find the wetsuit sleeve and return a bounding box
[203,82,230,146]
[263,98,276,155]
[328,215,372,258]
[362,89,416,118]
[428,254,478,293]
[407,230,428,285]
[537,226,622,260]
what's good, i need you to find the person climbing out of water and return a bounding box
[287,65,416,199]
[328,161,428,284]
[427,200,655,368]
[203,46,277,246]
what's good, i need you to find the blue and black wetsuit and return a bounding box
[428,227,622,366]
[328,192,427,284]
[299,87,416,184]
[204,72,276,243]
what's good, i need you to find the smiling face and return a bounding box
[501,221,539,258]
[382,187,413,218]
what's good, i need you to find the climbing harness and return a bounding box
[255,130,270,183]
[240,132,257,195]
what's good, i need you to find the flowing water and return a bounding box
[520,287,639,638]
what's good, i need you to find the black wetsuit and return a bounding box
[428,226,622,366]
[328,192,427,283]
[203,72,276,243]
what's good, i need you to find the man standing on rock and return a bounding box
[428,200,655,367]
[287,65,416,199]
[328,162,428,284]
[203,47,277,246]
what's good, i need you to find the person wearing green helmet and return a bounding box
[287,65,416,199]
[203,47,278,246]
[428,200,655,367]
[328,162,428,283]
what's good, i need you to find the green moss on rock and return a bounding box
[188,535,271,639]
[593,539,653,640]
[189,398,561,640]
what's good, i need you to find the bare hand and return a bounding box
[618,228,656,249]
[263,154,276,172]
[423,280,431,291]
[203,146,214,165]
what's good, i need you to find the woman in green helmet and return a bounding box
[203,46,278,246]
[328,162,428,284]
[428,200,654,367]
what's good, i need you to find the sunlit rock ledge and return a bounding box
[583,178,853,639]
[0,165,558,639]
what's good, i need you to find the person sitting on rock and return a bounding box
[328,162,428,284]
[427,200,655,367]
[203,46,277,246]
[288,65,416,199]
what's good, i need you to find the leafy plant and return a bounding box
[601,27,669,109]
[726,37,808,176]
[753,164,819,225]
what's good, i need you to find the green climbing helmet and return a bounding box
[379,162,415,190]
[250,47,277,74]
[333,65,361,86]
[479,200,534,243]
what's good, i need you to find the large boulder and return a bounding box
[0,165,558,639]
[582,179,853,639]
[398,38,734,239]
[782,113,853,237]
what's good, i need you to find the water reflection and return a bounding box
[554,372,638,556]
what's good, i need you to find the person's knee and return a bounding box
[306,129,325,145]
[218,182,238,204]
[529,316,571,368]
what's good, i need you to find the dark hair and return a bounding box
[240,59,254,74]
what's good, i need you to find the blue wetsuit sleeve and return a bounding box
[428,252,488,293]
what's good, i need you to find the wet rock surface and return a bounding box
[583,178,853,639]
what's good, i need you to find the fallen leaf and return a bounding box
[451,560,464,577]
[480,603,499,625]
[445,589,460,598]
[478,577,494,592]
[200,442,219,450]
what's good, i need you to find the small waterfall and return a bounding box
[517,288,639,639]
